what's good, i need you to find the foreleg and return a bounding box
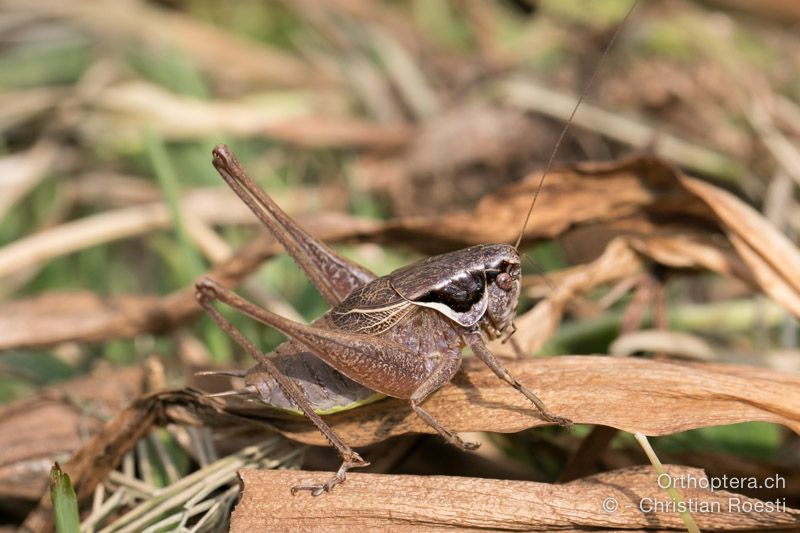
[464,331,571,427]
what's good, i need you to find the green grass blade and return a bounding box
[50,463,80,533]
[145,131,233,360]
[144,130,206,281]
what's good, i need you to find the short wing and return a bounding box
[328,276,418,335]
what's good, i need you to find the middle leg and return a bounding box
[409,352,480,451]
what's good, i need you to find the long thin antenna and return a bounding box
[514,0,640,250]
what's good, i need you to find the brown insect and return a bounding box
[197,1,638,496]
[196,146,568,495]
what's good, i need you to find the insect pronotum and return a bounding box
[196,1,639,495]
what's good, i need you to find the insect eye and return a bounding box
[496,272,513,291]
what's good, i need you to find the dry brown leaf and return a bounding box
[376,157,800,337]
[503,237,642,355]
[505,233,751,355]
[256,357,800,447]
[371,157,716,252]
[22,356,800,531]
[679,175,800,316]
[231,467,799,531]
[0,366,145,501]
[627,234,749,278]
[489,230,751,357]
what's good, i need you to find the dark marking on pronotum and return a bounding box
[417,270,486,313]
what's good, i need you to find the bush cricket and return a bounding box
[197,2,638,496]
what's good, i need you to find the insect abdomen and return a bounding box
[245,348,385,415]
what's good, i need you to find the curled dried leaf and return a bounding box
[678,175,800,316]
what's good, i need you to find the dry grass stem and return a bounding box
[502,80,740,180]
[634,433,700,533]
[0,141,62,220]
